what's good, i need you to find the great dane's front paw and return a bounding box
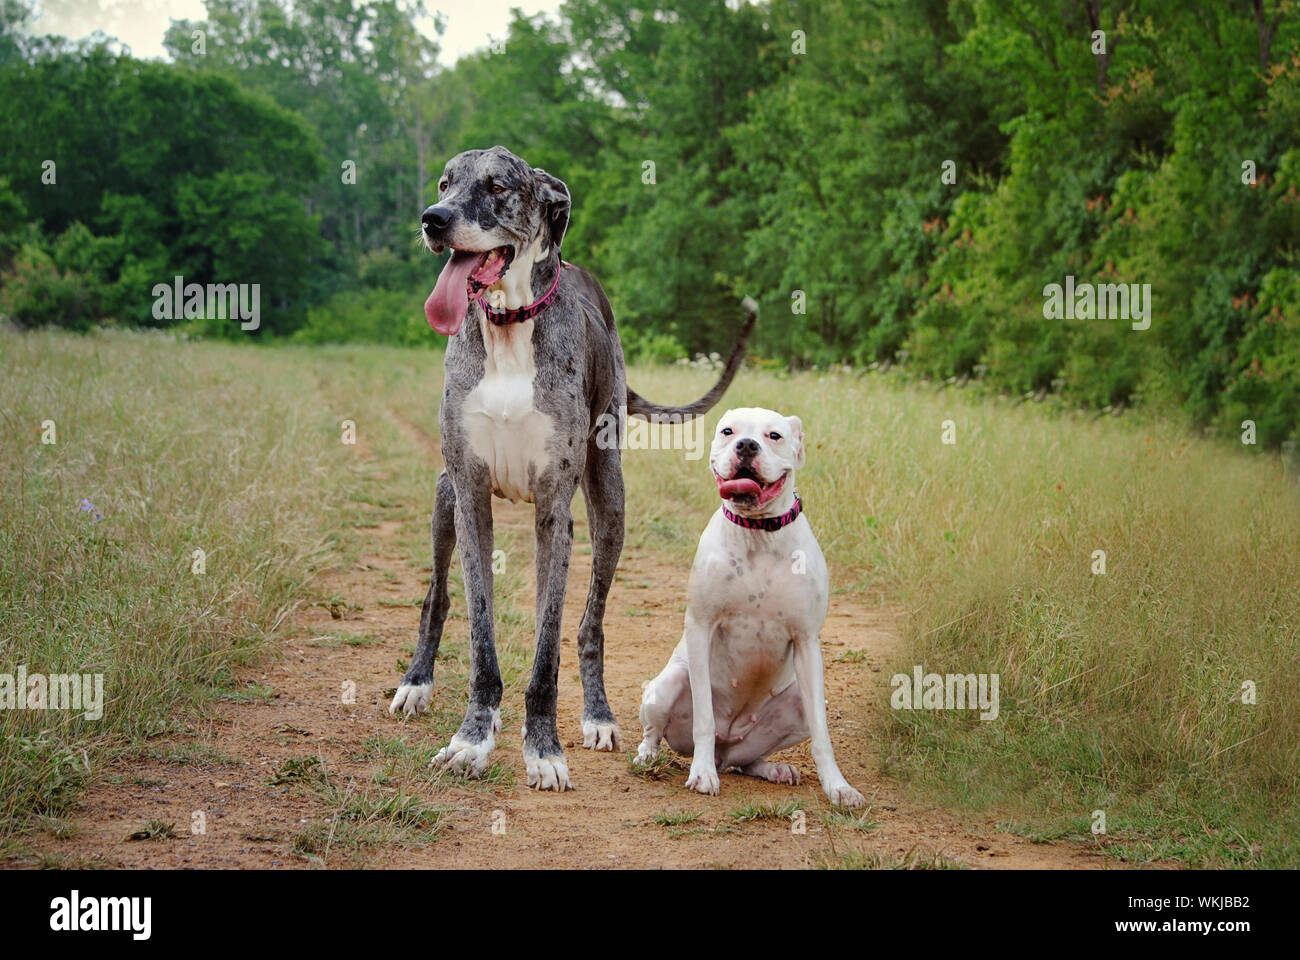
[521,722,572,791]
[432,735,495,777]
[431,708,500,777]
[824,781,866,808]
[685,761,720,796]
[581,718,623,752]
[389,680,434,716]
[634,738,660,765]
[523,751,572,791]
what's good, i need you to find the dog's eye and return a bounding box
[439,181,448,192]
[720,427,733,436]
[492,183,506,194]
[768,432,782,441]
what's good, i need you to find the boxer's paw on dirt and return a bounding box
[742,760,801,785]
[824,780,865,808]
[581,718,622,751]
[634,738,660,765]
[686,760,720,796]
[389,680,434,716]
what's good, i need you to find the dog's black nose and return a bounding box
[735,438,760,458]
[422,205,452,232]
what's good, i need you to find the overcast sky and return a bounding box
[28,0,566,65]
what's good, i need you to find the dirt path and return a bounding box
[26,415,1122,870]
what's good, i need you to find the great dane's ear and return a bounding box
[787,415,806,469]
[532,166,571,251]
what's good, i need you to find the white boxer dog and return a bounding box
[636,407,865,807]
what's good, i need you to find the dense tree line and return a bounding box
[1,0,1297,445]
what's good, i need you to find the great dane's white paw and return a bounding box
[523,749,572,791]
[431,709,500,777]
[431,735,495,777]
[389,681,434,716]
[581,718,623,752]
[685,761,720,796]
[744,760,801,785]
[824,780,865,808]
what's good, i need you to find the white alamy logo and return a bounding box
[890,666,999,720]
[152,275,261,331]
[1043,275,1151,330]
[0,666,104,720]
[50,891,151,940]
[594,405,706,460]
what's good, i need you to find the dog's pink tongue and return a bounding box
[425,250,481,336]
[717,476,762,499]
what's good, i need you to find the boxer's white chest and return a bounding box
[696,519,827,706]
[461,317,553,503]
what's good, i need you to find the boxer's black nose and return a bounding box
[735,438,760,458]
[422,205,452,232]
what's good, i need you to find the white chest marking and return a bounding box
[462,316,553,503]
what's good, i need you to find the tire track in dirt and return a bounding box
[21,408,1129,869]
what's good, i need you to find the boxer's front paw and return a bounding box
[635,738,660,765]
[685,760,720,796]
[824,780,865,808]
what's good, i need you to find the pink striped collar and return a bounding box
[722,494,802,532]
[476,260,570,325]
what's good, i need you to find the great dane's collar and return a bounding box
[475,259,570,325]
[722,493,802,532]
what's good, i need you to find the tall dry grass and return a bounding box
[618,361,1300,867]
[4,331,1295,866]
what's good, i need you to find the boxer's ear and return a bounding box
[787,415,806,469]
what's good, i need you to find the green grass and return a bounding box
[5,328,1297,868]
[0,329,439,837]
[357,734,515,791]
[126,819,177,842]
[811,847,968,870]
[628,747,685,781]
[819,808,880,833]
[290,779,448,866]
[651,809,703,826]
[728,798,803,823]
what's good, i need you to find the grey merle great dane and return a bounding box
[389,145,756,791]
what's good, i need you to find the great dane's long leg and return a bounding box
[390,471,457,716]
[576,437,624,750]
[521,475,579,790]
[432,463,504,776]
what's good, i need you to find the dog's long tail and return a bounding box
[626,296,758,421]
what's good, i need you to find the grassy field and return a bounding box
[2,327,1297,867]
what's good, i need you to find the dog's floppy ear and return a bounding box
[532,166,571,251]
[787,415,806,469]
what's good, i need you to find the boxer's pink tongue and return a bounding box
[717,476,762,499]
[425,250,484,336]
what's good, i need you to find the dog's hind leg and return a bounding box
[432,465,504,777]
[575,438,624,751]
[390,471,457,716]
[637,657,690,763]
